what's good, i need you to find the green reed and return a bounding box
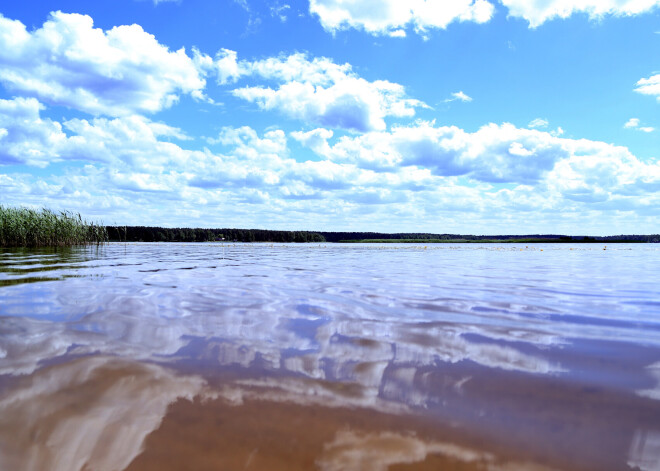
[0,206,108,247]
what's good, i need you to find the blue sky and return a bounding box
[0,1,658,234]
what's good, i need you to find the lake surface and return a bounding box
[1,242,659,470]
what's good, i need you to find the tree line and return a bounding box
[106,226,326,243]
[106,226,660,243]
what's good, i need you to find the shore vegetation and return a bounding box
[3,208,657,246]
[0,206,107,247]
[107,227,659,244]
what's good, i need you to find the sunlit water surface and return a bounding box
[1,243,659,471]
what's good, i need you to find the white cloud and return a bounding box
[309,0,495,36]
[232,81,380,131]
[197,50,425,131]
[550,126,564,137]
[229,53,426,131]
[625,118,641,128]
[2,96,659,232]
[635,74,660,102]
[194,48,244,86]
[208,126,288,165]
[270,3,291,22]
[528,118,548,129]
[308,122,568,184]
[624,118,655,133]
[0,97,192,170]
[446,91,473,103]
[547,139,660,204]
[308,0,660,32]
[291,128,334,155]
[0,97,68,167]
[0,12,206,117]
[246,52,352,84]
[295,121,660,212]
[501,0,660,28]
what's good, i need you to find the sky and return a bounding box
[0,1,658,234]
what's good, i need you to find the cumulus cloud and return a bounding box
[501,0,660,28]
[0,97,68,167]
[635,74,660,102]
[294,121,660,215]
[625,118,641,128]
[625,118,655,133]
[244,52,353,84]
[304,122,568,184]
[0,96,192,170]
[208,126,288,166]
[0,11,206,116]
[228,53,426,132]
[308,0,660,32]
[309,0,494,36]
[194,48,244,86]
[291,128,335,155]
[197,50,426,131]
[2,94,659,232]
[547,138,660,204]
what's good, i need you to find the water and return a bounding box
[1,242,659,470]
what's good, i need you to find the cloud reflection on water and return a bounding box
[628,429,660,471]
[1,244,659,470]
[317,430,492,471]
[316,430,559,471]
[0,356,209,471]
[0,284,562,413]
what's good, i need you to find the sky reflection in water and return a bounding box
[0,243,659,470]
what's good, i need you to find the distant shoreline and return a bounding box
[105,226,660,244]
[338,238,655,243]
[3,204,657,248]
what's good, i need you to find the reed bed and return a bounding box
[0,206,107,247]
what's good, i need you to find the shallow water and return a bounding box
[1,242,659,470]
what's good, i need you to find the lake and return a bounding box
[1,242,659,470]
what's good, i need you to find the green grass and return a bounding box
[0,206,107,247]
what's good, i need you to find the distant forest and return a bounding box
[106,226,660,243]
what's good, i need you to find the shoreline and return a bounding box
[105,226,659,244]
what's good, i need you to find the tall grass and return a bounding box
[0,206,107,247]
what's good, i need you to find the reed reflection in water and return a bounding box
[1,243,659,470]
